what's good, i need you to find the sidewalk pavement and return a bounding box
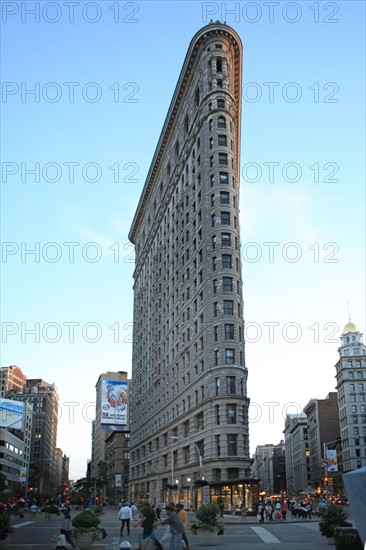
[188,510,320,524]
[6,506,321,550]
[104,505,320,525]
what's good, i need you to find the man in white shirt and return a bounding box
[118,503,132,537]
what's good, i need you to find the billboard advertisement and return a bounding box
[0,398,24,430]
[19,466,27,484]
[326,449,338,472]
[115,474,122,488]
[101,380,128,431]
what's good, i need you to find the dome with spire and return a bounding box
[342,321,358,335]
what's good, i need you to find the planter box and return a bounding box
[75,531,95,549]
[196,530,218,546]
[334,527,363,550]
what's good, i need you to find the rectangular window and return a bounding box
[209,137,214,149]
[219,172,228,184]
[224,300,233,315]
[215,405,220,425]
[196,412,204,431]
[218,116,226,128]
[210,174,215,186]
[224,324,234,340]
[214,349,219,365]
[225,349,235,364]
[217,98,225,109]
[210,155,214,168]
[216,435,221,457]
[211,213,216,227]
[214,302,219,317]
[227,434,237,456]
[218,134,227,146]
[215,377,220,396]
[184,421,189,437]
[221,233,231,246]
[221,211,230,225]
[227,404,237,424]
[213,256,218,270]
[211,194,215,207]
[213,279,218,294]
[220,191,230,204]
[222,254,232,268]
[214,326,219,341]
[219,153,228,165]
[183,446,190,464]
[226,376,235,394]
[223,277,233,292]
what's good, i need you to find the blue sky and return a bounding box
[1,1,365,480]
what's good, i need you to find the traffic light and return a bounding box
[317,487,323,494]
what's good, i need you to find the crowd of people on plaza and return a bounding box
[256,498,314,522]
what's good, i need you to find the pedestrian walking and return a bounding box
[265,502,273,521]
[257,503,265,523]
[176,503,190,549]
[280,500,288,521]
[55,530,67,549]
[61,512,80,550]
[156,504,185,550]
[305,502,312,519]
[118,503,133,537]
[135,506,163,550]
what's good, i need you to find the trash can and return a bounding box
[333,527,363,550]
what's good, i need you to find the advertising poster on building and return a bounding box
[115,474,122,488]
[326,449,338,472]
[0,398,24,430]
[19,466,27,484]
[101,380,128,431]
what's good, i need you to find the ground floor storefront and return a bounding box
[130,478,261,512]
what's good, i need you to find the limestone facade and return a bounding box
[128,23,251,505]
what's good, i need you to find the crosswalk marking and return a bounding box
[250,526,281,543]
[13,521,34,528]
[292,522,320,531]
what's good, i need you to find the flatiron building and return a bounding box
[128,23,253,508]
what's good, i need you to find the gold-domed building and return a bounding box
[335,321,366,473]
[342,322,358,335]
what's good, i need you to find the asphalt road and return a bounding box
[4,508,344,550]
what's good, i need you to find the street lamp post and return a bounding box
[171,436,204,506]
